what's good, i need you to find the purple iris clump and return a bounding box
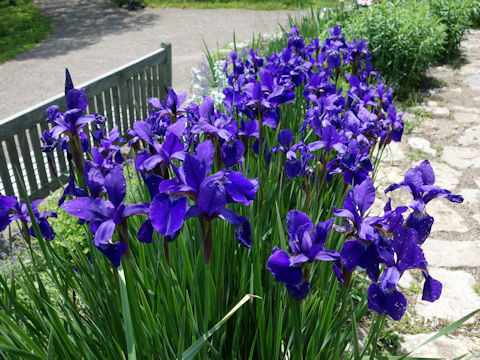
[267,210,340,300]
[385,160,463,243]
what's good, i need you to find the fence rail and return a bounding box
[0,43,172,200]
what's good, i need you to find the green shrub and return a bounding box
[471,0,480,28]
[427,0,476,59]
[343,0,446,95]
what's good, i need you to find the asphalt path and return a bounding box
[0,0,299,120]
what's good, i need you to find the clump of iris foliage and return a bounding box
[0,26,474,360]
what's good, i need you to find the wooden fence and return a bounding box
[0,43,172,201]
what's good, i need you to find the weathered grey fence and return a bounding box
[0,43,172,200]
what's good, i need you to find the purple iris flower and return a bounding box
[191,97,234,141]
[47,70,95,140]
[149,88,187,121]
[95,126,126,164]
[9,198,57,241]
[127,120,156,147]
[272,130,319,179]
[0,195,17,231]
[319,26,347,70]
[305,91,346,136]
[221,139,244,168]
[267,210,341,300]
[238,119,259,139]
[136,132,185,173]
[58,174,89,206]
[40,130,59,153]
[245,49,264,74]
[382,104,405,143]
[368,227,441,320]
[84,160,107,198]
[224,50,245,79]
[327,139,373,185]
[385,160,463,243]
[243,70,295,128]
[62,166,150,267]
[272,129,303,178]
[286,25,305,55]
[149,140,258,261]
[334,177,382,281]
[344,38,371,67]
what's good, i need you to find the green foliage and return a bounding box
[427,0,476,59]
[128,0,339,10]
[343,0,446,96]
[471,0,480,28]
[0,0,51,63]
[407,149,432,161]
[42,194,88,259]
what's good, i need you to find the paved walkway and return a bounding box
[0,0,298,120]
[375,30,480,358]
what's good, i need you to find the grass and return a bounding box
[407,149,432,161]
[139,0,339,10]
[474,284,480,296]
[0,0,51,64]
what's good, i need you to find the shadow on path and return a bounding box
[23,0,158,60]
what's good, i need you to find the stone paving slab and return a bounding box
[422,240,480,268]
[401,333,480,359]
[415,268,480,324]
[427,200,468,234]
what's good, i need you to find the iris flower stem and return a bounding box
[359,313,383,359]
[70,133,86,189]
[163,237,170,265]
[214,138,223,171]
[333,276,352,359]
[118,264,136,360]
[369,315,385,360]
[118,221,130,260]
[20,219,31,245]
[198,217,213,264]
[203,262,212,358]
[256,106,264,209]
[289,296,303,360]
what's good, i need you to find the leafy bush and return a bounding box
[471,0,480,28]
[427,0,476,59]
[343,0,446,95]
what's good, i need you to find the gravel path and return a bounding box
[374,30,480,358]
[0,0,299,120]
